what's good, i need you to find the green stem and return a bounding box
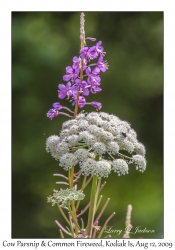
[59,229,64,238]
[70,166,74,188]
[118,152,132,160]
[68,212,75,237]
[68,203,86,238]
[71,201,78,235]
[84,176,93,189]
[95,195,102,212]
[80,218,84,229]
[56,203,70,226]
[86,176,101,237]
[68,166,79,235]
[76,175,87,210]
[68,169,71,187]
[81,175,87,189]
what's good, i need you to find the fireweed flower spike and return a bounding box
[47,14,108,118]
[46,13,147,238]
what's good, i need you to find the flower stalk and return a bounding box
[74,13,85,118]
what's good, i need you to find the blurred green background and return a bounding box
[12,12,163,239]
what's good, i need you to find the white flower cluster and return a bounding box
[46,112,146,177]
[47,188,85,206]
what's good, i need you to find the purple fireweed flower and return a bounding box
[52,102,63,110]
[91,101,102,110]
[97,56,108,72]
[47,109,59,119]
[86,67,101,94]
[80,47,88,60]
[75,79,89,96]
[78,96,86,108]
[47,109,73,120]
[58,82,72,99]
[72,56,81,70]
[63,66,79,82]
[91,67,100,75]
[80,46,98,61]
[86,67,101,80]
[85,101,102,111]
[70,86,80,107]
[90,84,102,94]
[95,41,104,55]
[72,56,87,71]
[71,85,78,99]
[86,67,101,84]
[81,81,89,96]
